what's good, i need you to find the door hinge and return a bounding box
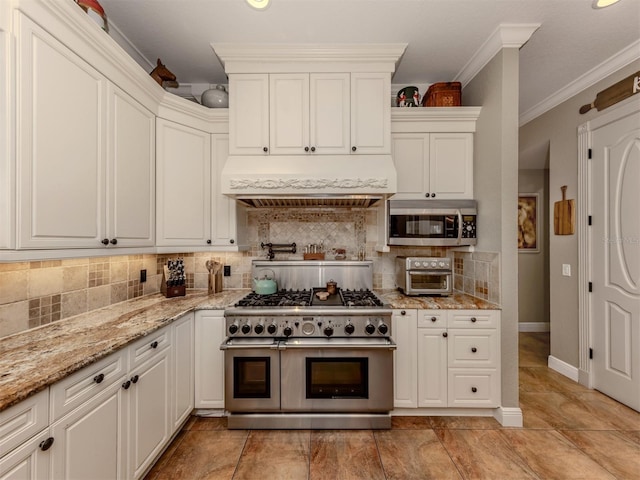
[589,348,593,359]
[588,215,592,226]
[588,282,593,292]
[588,148,592,159]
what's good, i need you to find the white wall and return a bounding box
[518,169,550,327]
[463,48,521,408]
[519,59,640,367]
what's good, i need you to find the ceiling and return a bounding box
[99,0,639,126]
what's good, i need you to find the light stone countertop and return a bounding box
[376,290,500,310]
[0,289,248,412]
[0,288,498,413]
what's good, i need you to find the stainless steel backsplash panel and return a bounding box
[251,260,373,290]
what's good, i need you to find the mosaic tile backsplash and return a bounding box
[0,208,500,338]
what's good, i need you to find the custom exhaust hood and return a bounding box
[220,154,397,208]
[212,43,407,208]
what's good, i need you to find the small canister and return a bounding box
[326,279,337,295]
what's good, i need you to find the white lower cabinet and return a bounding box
[194,310,225,409]
[392,309,417,408]
[1,313,196,480]
[394,308,501,410]
[0,390,50,480]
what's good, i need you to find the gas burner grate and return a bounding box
[341,289,385,307]
[235,289,313,307]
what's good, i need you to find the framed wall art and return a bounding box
[518,193,539,253]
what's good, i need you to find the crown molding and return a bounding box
[455,23,541,88]
[212,43,408,74]
[519,39,640,126]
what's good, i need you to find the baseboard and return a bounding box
[548,355,579,382]
[494,407,523,427]
[519,322,550,332]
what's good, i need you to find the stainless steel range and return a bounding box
[221,260,395,429]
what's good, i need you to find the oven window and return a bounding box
[410,273,450,290]
[233,357,270,398]
[305,358,368,399]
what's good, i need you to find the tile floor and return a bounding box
[145,333,639,479]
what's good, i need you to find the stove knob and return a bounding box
[283,326,293,337]
[324,326,334,337]
[254,323,264,334]
[241,323,251,334]
[414,261,420,268]
[345,323,355,335]
[365,323,376,335]
[267,323,277,335]
[228,323,239,335]
[378,322,389,335]
[431,261,437,267]
[439,261,445,267]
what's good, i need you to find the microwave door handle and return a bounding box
[456,209,463,245]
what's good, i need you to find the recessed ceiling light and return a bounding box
[592,0,621,9]
[246,0,270,10]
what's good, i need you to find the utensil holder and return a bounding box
[208,271,223,294]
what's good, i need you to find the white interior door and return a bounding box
[590,107,640,411]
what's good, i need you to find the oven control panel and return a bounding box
[225,316,391,338]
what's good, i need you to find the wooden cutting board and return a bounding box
[554,185,575,235]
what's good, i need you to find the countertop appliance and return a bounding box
[221,260,395,429]
[388,199,477,246]
[395,256,453,296]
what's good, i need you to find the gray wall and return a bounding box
[518,169,550,326]
[519,59,640,367]
[463,48,521,408]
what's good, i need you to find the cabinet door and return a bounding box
[417,328,448,407]
[269,74,309,155]
[392,309,417,408]
[16,13,106,249]
[107,84,155,247]
[429,132,473,199]
[127,347,171,480]
[0,430,51,480]
[211,134,243,248]
[172,313,194,431]
[50,380,127,480]
[310,73,350,154]
[194,311,226,409]
[391,133,430,199]
[229,74,269,155]
[350,73,390,154]
[156,119,211,246]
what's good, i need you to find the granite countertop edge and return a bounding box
[0,289,499,412]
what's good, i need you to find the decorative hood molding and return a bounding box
[221,155,397,208]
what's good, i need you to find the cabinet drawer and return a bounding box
[51,350,126,422]
[448,329,498,368]
[417,310,447,328]
[129,326,171,369]
[0,389,49,456]
[448,369,500,407]
[448,310,499,328]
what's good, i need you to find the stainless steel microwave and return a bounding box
[388,199,477,246]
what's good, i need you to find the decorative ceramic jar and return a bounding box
[201,84,229,108]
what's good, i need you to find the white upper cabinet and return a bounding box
[269,73,350,155]
[107,84,155,247]
[391,108,480,200]
[156,118,212,247]
[216,44,406,158]
[350,73,391,154]
[15,13,155,250]
[16,13,106,249]
[228,74,269,155]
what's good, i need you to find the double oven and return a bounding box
[221,260,395,429]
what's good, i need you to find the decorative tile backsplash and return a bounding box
[0,207,500,338]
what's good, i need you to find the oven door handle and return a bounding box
[456,209,463,245]
[279,340,397,350]
[220,342,280,350]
